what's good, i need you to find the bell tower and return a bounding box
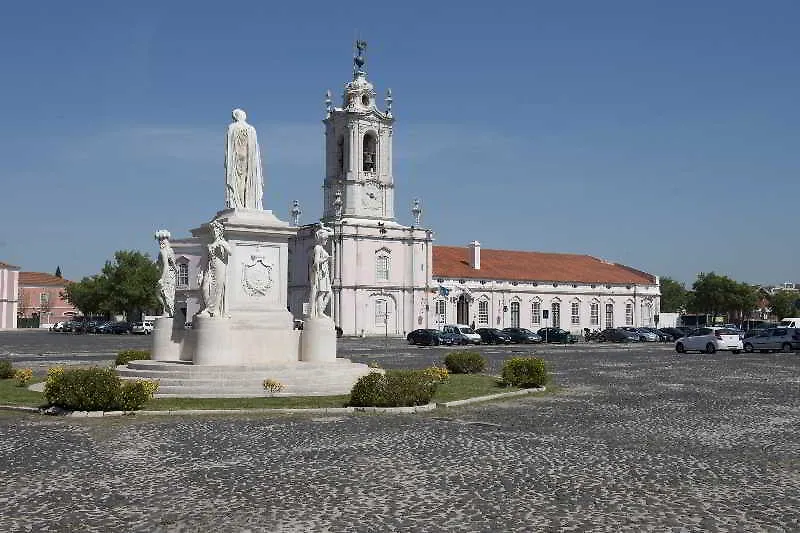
[322,41,395,222]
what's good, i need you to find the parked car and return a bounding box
[109,321,131,334]
[49,321,65,332]
[659,327,687,340]
[621,327,658,342]
[742,328,800,353]
[675,327,743,354]
[597,328,638,343]
[475,328,512,344]
[536,327,577,344]
[407,329,453,346]
[501,327,542,344]
[131,321,154,335]
[94,321,115,334]
[441,324,482,344]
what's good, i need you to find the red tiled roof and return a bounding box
[19,272,71,287]
[433,246,656,285]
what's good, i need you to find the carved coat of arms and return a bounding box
[241,255,273,297]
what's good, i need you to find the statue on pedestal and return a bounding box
[155,229,177,317]
[308,222,334,318]
[225,108,264,210]
[197,220,232,318]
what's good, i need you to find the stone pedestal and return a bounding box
[193,316,232,365]
[152,317,181,361]
[300,317,337,363]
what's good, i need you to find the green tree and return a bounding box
[769,290,798,321]
[62,251,159,320]
[101,250,160,320]
[62,276,104,316]
[659,277,688,312]
[690,272,731,319]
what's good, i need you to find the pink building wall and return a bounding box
[0,262,20,329]
[18,273,77,326]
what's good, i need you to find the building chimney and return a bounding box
[469,240,481,270]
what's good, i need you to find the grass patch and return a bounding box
[0,374,525,411]
[143,395,350,411]
[0,378,45,406]
[432,373,517,403]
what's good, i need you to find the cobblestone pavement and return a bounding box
[1,331,799,532]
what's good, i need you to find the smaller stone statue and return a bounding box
[196,220,232,318]
[155,229,178,317]
[225,108,264,210]
[308,222,334,318]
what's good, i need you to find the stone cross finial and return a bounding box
[412,198,422,226]
[291,200,302,226]
[385,89,393,116]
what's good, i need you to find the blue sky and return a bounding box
[0,1,797,286]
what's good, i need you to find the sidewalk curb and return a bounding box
[1,386,547,417]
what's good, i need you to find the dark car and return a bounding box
[502,327,542,344]
[475,328,512,344]
[597,327,638,343]
[537,327,577,344]
[659,327,686,340]
[109,321,131,334]
[406,328,453,346]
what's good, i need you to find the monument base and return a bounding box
[152,317,182,361]
[300,317,337,363]
[192,314,300,366]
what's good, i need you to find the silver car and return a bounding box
[742,327,800,353]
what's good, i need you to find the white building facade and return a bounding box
[0,261,20,329]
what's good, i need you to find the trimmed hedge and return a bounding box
[0,360,13,379]
[501,357,548,388]
[44,367,158,411]
[443,351,486,374]
[349,369,438,407]
[115,350,152,366]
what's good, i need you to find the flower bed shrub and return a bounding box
[444,351,486,374]
[501,357,548,388]
[349,369,438,407]
[0,359,13,379]
[13,368,33,387]
[44,366,158,411]
[115,350,152,366]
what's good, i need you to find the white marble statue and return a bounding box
[197,220,232,318]
[225,108,264,210]
[155,229,178,317]
[308,222,334,318]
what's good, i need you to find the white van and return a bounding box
[441,324,482,344]
[779,318,800,328]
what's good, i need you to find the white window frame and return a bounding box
[531,300,541,326]
[605,303,614,329]
[590,302,600,326]
[376,255,390,281]
[625,302,634,326]
[477,300,489,326]
[39,292,49,305]
[571,301,580,325]
[510,301,520,328]
[435,299,446,325]
[552,302,561,329]
[177,263,189,288]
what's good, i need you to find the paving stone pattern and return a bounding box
[0,332,799,531]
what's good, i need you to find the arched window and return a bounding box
[531,300,541,326]
[478,300,489,326]
[375,254,390,281]
[605,303,614,328]
[510,301,520,328]
[625,302,634,325]
[590,301,600,327]
[571,300,580,325]
[363,133,377,172]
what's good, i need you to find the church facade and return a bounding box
[287,44,661,336]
